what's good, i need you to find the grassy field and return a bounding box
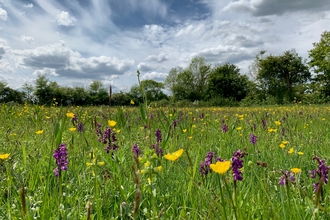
[1,102,330,219]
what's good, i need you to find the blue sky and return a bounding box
[0,0,329,92]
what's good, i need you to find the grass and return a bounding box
[0,102,330,219]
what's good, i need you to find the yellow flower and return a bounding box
[45,116,50,119]
[97,161,105,166]
[35,130,44,135]
[86,162,93,166]
[236,127,242,131]
[66,112,75,118]
[157,166,162,172]
[280,143,285,148]
[188,136,192,139]
[144,161,151,167]
[116,129,121,133]
[69,127,76,132]
[0,153,10,160]
[210,161,231,174]
[288,148,294,154]
[169,114,173,117]
[298,151,304,155]
[322,118,326,121]
[183,129,187,133]
[291,168,301,174]
[130,100,135,105]
[164,149,184,161]
[108,120,117,127]
[275,121,281,125]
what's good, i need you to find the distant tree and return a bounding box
[207,63,249,101]
[0,81,23,103]
[164,67,183,95]
[165,56,211,101]
[34,75,59,105]
[112,91,132,106]
[22,82,35,103]
[129,79,167,103]
[256,49,311,103]
[309,31,330,96]
[88,80,109,105]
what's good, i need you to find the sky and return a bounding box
[0,0,329,93]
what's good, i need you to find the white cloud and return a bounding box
[57,11,76,26]
[12,42,134,79]
[145,53,168,62]
[141,71,167,81]
[137,62,156,72]
[23,3,33,8]
[21,35,34,44]
[0,7,7,20]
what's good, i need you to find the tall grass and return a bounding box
[0,102,330,219]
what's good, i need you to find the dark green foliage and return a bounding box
[256,49,311,103]
[207,63,249,101]
[309,31,330,97]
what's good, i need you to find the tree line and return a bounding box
[1,31,329,106]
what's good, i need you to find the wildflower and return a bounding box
[188,136,193,139]
[0,153,10,160]
[278,170,296,185]
[53,143,68,176]
[236,127,242,131]
[232,149,247,181]
[66,112,75,118]
[155,129,162,143]
[183,129,187,133]
[210,161,231,175]
[309,156,330,192]
[200,152,215,176]
[280,143,285,149]
[86,159,105,166]
[46,116,50,119]
[298,151,304,155]
[77,122,85,132]
[291,168,301,174]
[69,127,76,132]
[288,148,294,154]
[222,123,228,132]
[35,130,44,135]
[250,134,257,144]
[132,143,140,157]
[108,120,117,127]
[164,149,184,161]
[275,121,281,126]
[130,100,135,105]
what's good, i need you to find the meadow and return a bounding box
[1,101,330,219]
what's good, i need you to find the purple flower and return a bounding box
[310,156,330,192]
[222,123,228,133]
[278,170,295,186]
[78,122,85,132]
[95,125,119,153]
[200,152,214,176]
[132,143,140,157]
[250,134,257,144]
[152,143,163,156]
[155,129,162,143]
[232,150,247,182]
[53,143,68,176]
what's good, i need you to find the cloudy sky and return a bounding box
[0,0,329,92]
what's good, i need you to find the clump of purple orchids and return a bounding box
[53,143,68,176]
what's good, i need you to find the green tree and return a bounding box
[165,56,211,101]
[207,63,249,101]
[0,81,24,103]
[309,31,330,96]
[129,79,167,103]
[256,49,310,103]
[88,80,109,105]
[34,75,59,105]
